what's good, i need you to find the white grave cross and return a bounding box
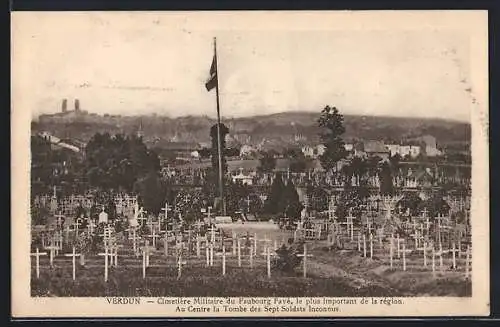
[64,246,81,280]
[297,243,313,278]
[30,248,47,279]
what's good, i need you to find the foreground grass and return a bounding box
[31,265,401,297]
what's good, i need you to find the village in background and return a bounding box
[32,98,470,198]
[29,98,472,298]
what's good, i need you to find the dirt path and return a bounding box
[307,258,400,294]
[303,245,471,297]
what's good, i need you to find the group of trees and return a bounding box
[318,106,348,172]
[264,175,303,220]
[85,133,161,191]
[31,135,84,196]
[397,191,452,219]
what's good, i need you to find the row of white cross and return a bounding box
[333,228,473,277]
[31,239,315,281]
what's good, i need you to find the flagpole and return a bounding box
[214,37,226,216]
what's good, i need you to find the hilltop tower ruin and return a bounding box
[61,99,67,112]
[74,99,80,112]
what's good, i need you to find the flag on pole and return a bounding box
[205,54,218,92]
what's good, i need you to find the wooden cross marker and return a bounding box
[208,225,217,244]
[165,232,174,256]
[87,219,96,234]
[448,242,459,269]
[232,232,237,256]
[142,248,147,279]
[402,241,407,271]
[237,237,242,267]
[160,201,172,231]
[422,207,428,219]
[98,246,110,282]
[55,213,65,228]
[346,216,355,240]
[369,233,373,259]
[100,227,114,247]
[127,227,138,254]
[209,241,214,266]
[147,228,159,248]
[258,234,271,253]
[432,245,436,277]
[261,246,276,278]
[64,246,81,280]
[410,230,419,249]
[363,234,367,257]
[110,244,121,267]
[205,244,210,267]
[201,206,213,225]
[297,243,313,278]
[137,210,148,226]
[143,240,155,267]
[45,245,58,267]
[73,218,83,236]
[196,234,205,257]
[364,217,372,235]
[177,252,187,279]
[146,220,156,233]
[31,248,47,279]
[216,245,227,276]
[249,244,254,268]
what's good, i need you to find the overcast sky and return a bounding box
[12,11,486,122]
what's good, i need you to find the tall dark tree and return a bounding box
[209,123,229,194]
[366,155,382,176]
[198,147,211,159]
[264,174,286,214]
[133,171,169,216]
[379,161,395,195]
[225,180,250,215]
[282,178,303,221]
[389,153,402,173]
[317,106,347,172]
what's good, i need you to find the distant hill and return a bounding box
[32,110,471,148]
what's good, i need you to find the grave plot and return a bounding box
[30,193,473,297]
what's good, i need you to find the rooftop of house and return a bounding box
[363,140,389,153]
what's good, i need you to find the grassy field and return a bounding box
[31,264,401,297]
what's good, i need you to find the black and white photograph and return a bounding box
[11,11,489,317]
